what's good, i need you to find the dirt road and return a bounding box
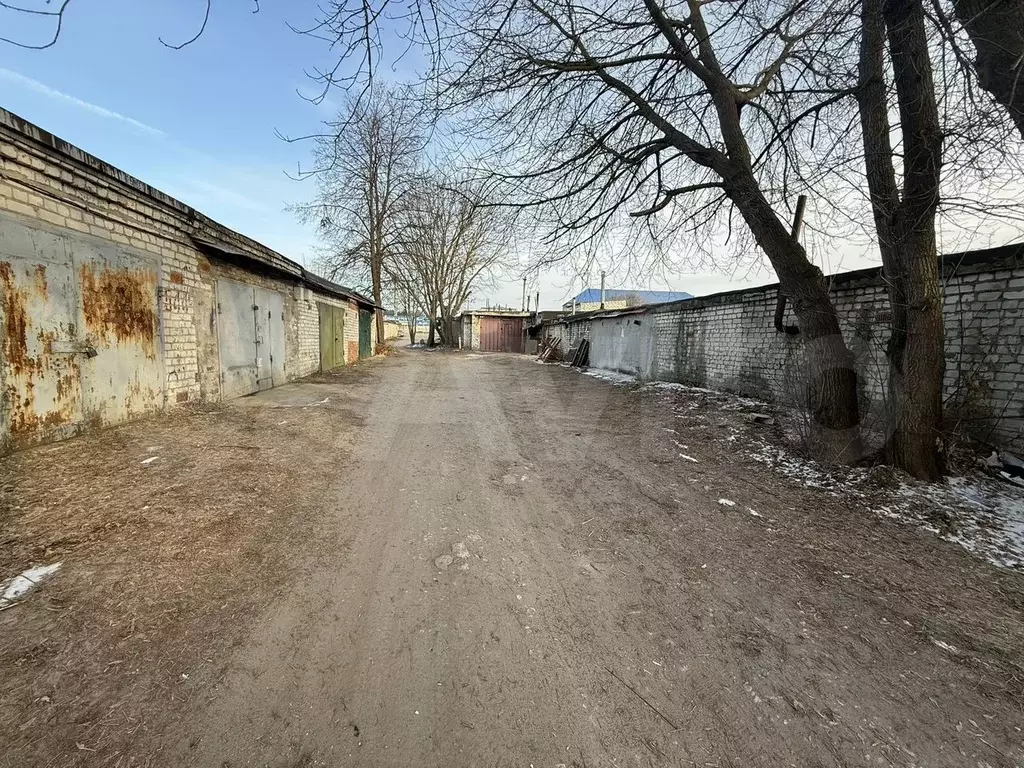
[4,348,1024,767]
[169,350,1022,768]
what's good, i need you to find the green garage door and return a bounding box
[358,309,373,359]
[318,303,346,371]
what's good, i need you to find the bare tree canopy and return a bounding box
[390,176,510,345]
[295,86,424,342]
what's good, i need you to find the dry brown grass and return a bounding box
[0,366,377,767]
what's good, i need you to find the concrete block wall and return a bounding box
[344,303,360,362]
[544,246,1024,451]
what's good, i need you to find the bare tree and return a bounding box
[416,0,865,460]
[295,87,424,343]
[0,0,73,49]
[857,0,946,478]
[390,176,507,346]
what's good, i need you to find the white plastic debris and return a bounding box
[931,638,959,654]
[1,562,62,608]
[141,456,159,465]
[718,498,736,507]
[679,453,699,463]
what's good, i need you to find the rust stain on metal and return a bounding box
[7,373,76,440]
[55,359,81,402]
[80,265,157,356]
[1,261,37,377]
[34,264,48,296]
[123,377,158,415]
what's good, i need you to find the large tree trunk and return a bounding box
[952,0,1024,140]
[858,0,946,480]
[427,318,436,347]
[689,53,863,464]
[370,255,386,346]
[883,225,945,479]
[727,175,863,463]
[883,0,946,479]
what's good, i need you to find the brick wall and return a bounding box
[0,108,374,449]
[544,246,1024,451]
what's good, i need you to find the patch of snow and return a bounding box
[563,358,1024,571]
[748,439,1024,570]
[747,508,763,518]
[582,368,639,386]
[747,440,870,498]
[644,381,692,393]
[1,562,62,607]
[931,639,959,654]
[892,476,1024,569]
[718,498,736,507]
[141,456,159,465]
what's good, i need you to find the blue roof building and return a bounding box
[562,288,693,310]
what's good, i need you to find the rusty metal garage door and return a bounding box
[0,212,162,451]
[216,278,286,399]
[479,316,525,353]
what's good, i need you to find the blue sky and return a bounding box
[0,1,338,267]
[2,1,1019,309]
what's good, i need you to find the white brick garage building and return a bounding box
[0,108,378,453]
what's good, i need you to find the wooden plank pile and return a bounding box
[537,335,589,367]
[537,337,563,362]
[569,338,590,368]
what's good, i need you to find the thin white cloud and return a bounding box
[167,176,274,213]
[0,68,165,138]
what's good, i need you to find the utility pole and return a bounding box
[521,277,527,311]
[600,271,606,310]
[535,291,539,314]
[526,295,531,312]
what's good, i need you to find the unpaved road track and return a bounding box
[3,348,1022,767]
[172,350,1023,768]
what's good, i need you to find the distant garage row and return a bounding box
[458,309,531,353]
[0,108,379,453]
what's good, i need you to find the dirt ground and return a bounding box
[2,348,1023,767]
